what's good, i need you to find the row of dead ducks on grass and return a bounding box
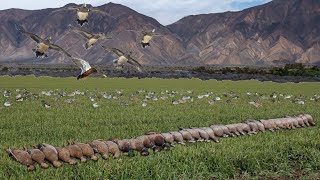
[6,114,316,171]
[14,3,159,80]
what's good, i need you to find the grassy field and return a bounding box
[0,76,319,179]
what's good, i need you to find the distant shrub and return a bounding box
[2,67,9,72]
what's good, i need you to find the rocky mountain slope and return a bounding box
[168,0,320,65]
[0,0,319,65]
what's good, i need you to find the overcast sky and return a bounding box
[1,0,271,25]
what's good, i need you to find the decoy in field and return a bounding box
[3,90,11,98]
[52,3,111,26]
[70,57,106,80]
[102,46,143,72]
[4,102,12,107]
[41,100,51,108]
[69,25,112,49]
[141,29,159,48]
[16,25,71,58]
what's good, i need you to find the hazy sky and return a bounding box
[1,0,271,25]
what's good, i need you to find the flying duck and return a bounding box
[69,25,112,49]
[70,57,106,80]
[141,29,159,48]
[102,46,143,72]
[53,3,110,26]
[16,25,71,58]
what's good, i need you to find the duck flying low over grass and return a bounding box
[52,3,111,26]
[16,25,71,58]
[70,57,106,80]
[141,29,159,48]
[69,25,112,49]
[102,46,143,72]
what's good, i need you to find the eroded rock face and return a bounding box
[0,0,319,66]
[168,0,320,65]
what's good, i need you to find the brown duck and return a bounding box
[128,138,149,156]
[73,143,98,161]
[27,145,49,169]
[160,133,175,147]
[169,131,185,145]
[65,145,86,163]
[105,141,121,159]
[70,57,98,80]
[38,144,62,168]
[178,130,195,143]
[6,147,35,171]
[200,127,219,142]
[146,132,170,151]
[89,140,109,160]
[16,24,71,58]
[69,25,112,49]
[56,147,77,165]
[52,3,112,26]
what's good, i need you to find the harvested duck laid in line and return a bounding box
[102,46,143,72]
[128,138,149,156]
[169,131,185,145]
[178,130,196,143]
[145,132,170,151]
[89,140,109,160]
[37,144,62,168]
[210,125,232,137]
[161,133,175,147]
[6,147,35,171]
[200,127,219,142]
[104,141,121,159]
[73,143,98,161]
[56,147,77,165]
[191,128,211,142]
[16,25,71,58]
[27,145,49,169]
[6,114,316,170]
[65,145,86,163]
[69,25,112,49]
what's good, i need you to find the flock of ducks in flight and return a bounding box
[15,3,157,79]
[5,114,316,170]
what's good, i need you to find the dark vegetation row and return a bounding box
[0,63,319,83]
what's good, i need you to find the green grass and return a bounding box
[0,76,319,179]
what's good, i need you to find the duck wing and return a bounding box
[102,46,124,57]
[71,57,92,74]
[52,7,79,13]
[18,29,44,43]
[49,44,72,57]
[90,8,108,15]
[69,25,94,39]
[127,57,143,72]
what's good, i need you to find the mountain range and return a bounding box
[0,0,319,66]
